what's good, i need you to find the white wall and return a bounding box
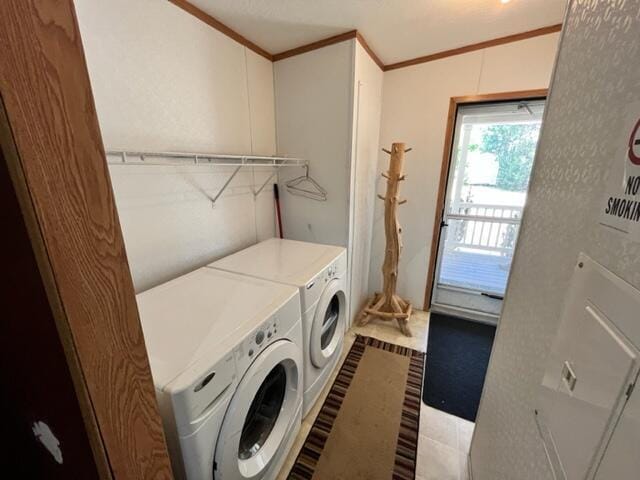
[471,1,640,478]
[274,41,355,247]
[75,0,277,292]
[369,33,560,308]
[274,40,386,325]
[348,43,384,321]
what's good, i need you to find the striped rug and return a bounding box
[288,335,425,480]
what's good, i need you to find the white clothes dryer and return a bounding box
[136,268,303,480]
[208,238,347,417]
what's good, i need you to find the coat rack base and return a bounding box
[358,291,413,337]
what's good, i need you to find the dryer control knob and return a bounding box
[255,331,265,345]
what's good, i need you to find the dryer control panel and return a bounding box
[303,250,348,313]
[329,249,347,277]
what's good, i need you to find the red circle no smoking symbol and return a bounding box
[629,117,640,165]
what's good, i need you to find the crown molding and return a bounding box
[384,24,562,71]
[167,2,561,73]
[355,31,384,70]
[272,30,358,62]
[168,0,273,60]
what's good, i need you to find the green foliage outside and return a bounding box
[478,124,541,191]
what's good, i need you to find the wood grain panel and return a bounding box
[169,0,273,60]
[423,90,547,310]
[273,30,358,61]
[452,89,549,104]
[0,1,173,478]
[423,98,458,312]
[1,100,107,479]
[385,24,562,71]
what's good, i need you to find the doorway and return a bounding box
[421,91,546,422]
[428,94,546,323]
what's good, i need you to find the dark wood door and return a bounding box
[0,132,100,478]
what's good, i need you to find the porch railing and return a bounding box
[446,203,523,256]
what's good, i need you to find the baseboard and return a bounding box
[430,303,499,326]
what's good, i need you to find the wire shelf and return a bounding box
[105,150,307,204]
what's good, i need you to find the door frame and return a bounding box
[423,89,548,311]
[0,1,173,477]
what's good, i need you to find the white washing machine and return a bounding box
[136,268,303,480]
[208,238,347,417]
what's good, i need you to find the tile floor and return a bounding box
[276,310,474,480]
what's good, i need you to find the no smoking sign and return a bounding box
[628,117,640,165]
[600,101,640,241]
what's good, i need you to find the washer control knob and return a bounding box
[255,330,265,345]
[248,349,254,357]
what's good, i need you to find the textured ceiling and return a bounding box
[188,0,567,64]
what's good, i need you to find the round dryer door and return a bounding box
[214,340,301,480]
[309,278,346,369]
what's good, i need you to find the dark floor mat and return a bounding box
[422,313,496,421]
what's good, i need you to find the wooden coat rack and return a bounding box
[358,142,413,336]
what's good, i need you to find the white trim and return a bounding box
[310,279,346,368]
[469,3,571,476]
[430,302,499,326]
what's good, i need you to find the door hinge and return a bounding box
[626,382,635,398]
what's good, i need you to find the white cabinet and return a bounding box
[274,40,383,326]
[594,385,640,479]
[537,254,640,480]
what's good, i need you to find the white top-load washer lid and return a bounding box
[209,238,345,287]
[136,268,298,391]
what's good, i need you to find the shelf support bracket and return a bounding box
[212,164,243,205]
[253,167,281,198]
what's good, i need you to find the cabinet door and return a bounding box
[594,378,640,479]
[537,254,640,480]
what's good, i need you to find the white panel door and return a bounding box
[594,384,640,479]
